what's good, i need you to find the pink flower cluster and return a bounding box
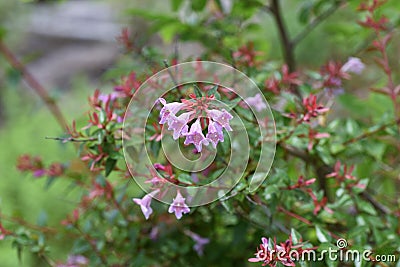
[158,97,233,152]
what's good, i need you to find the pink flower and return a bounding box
[150,226,159,240]
[57,254,89,267]
[245,93,267,112]
[184,230,210,256]
[167,111,193,140]
[158,98,186,124]
[33,169,46,178]
[306,129,330,151]
[302,94,329,122]
[98,92,119,103]
[168,191,190,219]
[248,237,270,263]
[207,109,233,131]
[326,161,356,181]
[286,176,316,190]
[341,57,365,74]
[132,189,160,220]
[206,120,224,148]
[249,236,307,266]
[144,176,166,186]
[183,119,209,152]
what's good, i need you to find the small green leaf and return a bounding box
[207,84,218,96]
[44,177,56,190]
[191,0,207,11]
[315,225,331,243]
[96,175,107,186]
[291,228,302,244]
[193,83,203,98]
[227,98,242,109]
[105,158,117,177]
[177,173,193,184]
[99,110,106,124]
[330,143,345,154]
[299,2,313,24]
[356,198,377,215]
[171,0,184,11]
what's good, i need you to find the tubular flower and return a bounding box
[132,189,160,220]
[207,109,233,131]
[206,120,224,148]
[341,57,365,74]
[167,111,193,140]
[158,98,186,124]
[168,191,190,219]
[244,93,267,112]
[183,119,209,152]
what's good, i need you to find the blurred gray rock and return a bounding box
[20,0,122,89]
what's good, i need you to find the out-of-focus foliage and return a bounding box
[0,0,399,266]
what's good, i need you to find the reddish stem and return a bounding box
[0,41,68,131]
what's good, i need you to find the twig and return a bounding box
[292,1,343,46]
[75,226,108,266]
[38,254,54,267]
[45,136,97,143]
[278,206,312,225]
[278,206,341,239]
[351,15,399,57]
[163,59,178,87]
[0,41,68,130]
[0,214,57,234]
[268,0,303,100]
[342,118,400,146]
[279,143,310,162]
[361,191,390,215]
[269,0,296,72]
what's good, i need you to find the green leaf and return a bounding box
[355,197,377,215]
[171,0,184,11]
[263,184,279,200]
[99,109,106,124]
[330,143,345,154]
[207,84,218,96]
[299,2,313,24]
[44,177,56,190]
[159,23,181,43]
[193,83,203,98]
[315,225,331,243]
[177,173,193,184]
[105,158,117,177]
[227,98,242,109]
[96,175,107,187]
[191,0,207,11]
[291,228,302,244]
[365,141,386,161]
